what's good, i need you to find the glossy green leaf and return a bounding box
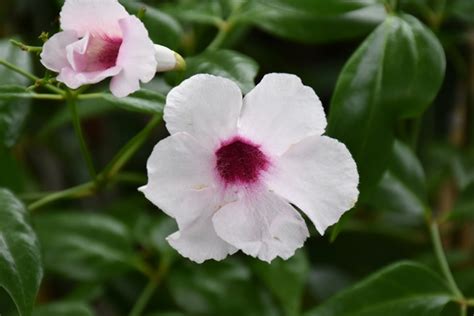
[34,212,136,281]
[0,189,43,316]
[371,140,428,218]
[0,40,32,147]
[237,0,385,44]
[162,0,224,25]
[327,14,445,195]
[121,1,183,50]
[251,249,309,316]
[168,259,276,316]
[33,302,94,316]
[305,261,453,316]
[99,89,166,115]
[183,49,259,93]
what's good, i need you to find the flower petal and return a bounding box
[212,191,309,263]
[60,0,128,37]
[267,135,359,235]
[57,65,121,89]
[239,73,327,155]
[40,31,78,72]
[164,74,242,149]
[110,16,158,97]
[139,132,218,227]
[167,209,237,264]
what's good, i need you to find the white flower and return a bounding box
[40,0,182,97]
[140,73,359,263]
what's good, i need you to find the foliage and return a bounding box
[1,0,474,316]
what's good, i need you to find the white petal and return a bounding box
[110,16,158,98]
[40,31,78,72]
[267,135,359,235]
[167,208,237,264]
[60,0,129,37]
[164,74,242,149]
[139,132,217,227]
[239,73,327,155]
[212,191,309,263]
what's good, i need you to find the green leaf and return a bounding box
[448,0,474,24]
[370,140,428,218]
[168,259,276,316]
[0,39,32,147]
[183,49,259,93]
[304,261,453,316]
[0,146,26,192]
[121,1,184,50]
[237,0,385,44]
[34,212,136,281]
[33,302,94,316]
[0,189,43,316]
[99,89,166,115]
[327,14,445,196]
[251,249,309,316]
[162,0,224,25]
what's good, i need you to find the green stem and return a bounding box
[128,261,169,316]
[0,92,64,101]
[429,220,464,299]
[26,172,144,211]
[28,181,95,211]
[10,39,42,53]
[102,114,162,181]
[27,113,161,211]
[207,21,233,50]
[78,93,107,100]
[0,58,64,95]
[67,94,97,181]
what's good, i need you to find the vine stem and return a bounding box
[0,58,64,95]
[28,181,95,211]
[101,114,162,181]
[128,261,169,316]
[67,94,97,181]
[429,220,464,299]
[27,115,161,211]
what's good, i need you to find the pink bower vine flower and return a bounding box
[40,0,178,97]
[140,74,360,263]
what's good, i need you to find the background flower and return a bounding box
[40,0,179,97]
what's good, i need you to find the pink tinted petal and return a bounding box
[167,208,237,263]
[109,16,157,97]
[57,66,121,89]
[266,135,359,235]
[66,34,89,72]
[40,31,78,72]
[60,0,128,37]
[212,191,309,263]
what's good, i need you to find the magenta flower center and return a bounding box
[216,138,269,185]
[84,36,122,71]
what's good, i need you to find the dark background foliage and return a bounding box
[0,0,473,315]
